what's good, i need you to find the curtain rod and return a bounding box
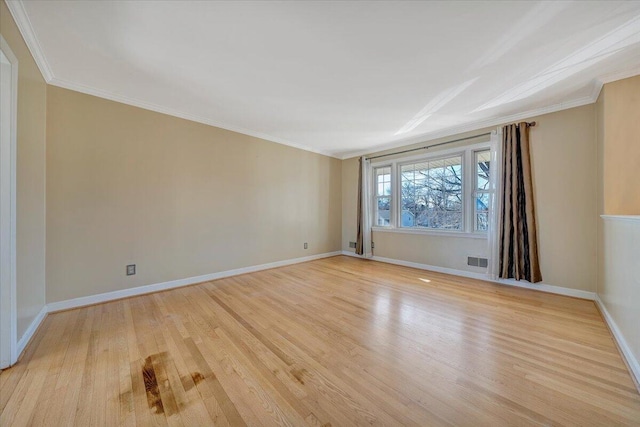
[365,121,536,161]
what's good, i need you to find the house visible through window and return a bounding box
[374,166,391,226]
[371,142,491,235]
[401,156,463,230]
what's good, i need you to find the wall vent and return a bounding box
[468,257,488,268]
[349,241,357,248]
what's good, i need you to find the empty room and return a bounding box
[1,0,640,425]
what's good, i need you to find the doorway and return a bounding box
[0,35,18,369]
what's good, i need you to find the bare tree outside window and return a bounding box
[401,156,463,230]
[372,146,491,233]
[398,153,491,231]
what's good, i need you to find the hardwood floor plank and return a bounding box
[28,309,81,426]
[183,336,251,426]
[2,312,73,427]
[1,256,639,426]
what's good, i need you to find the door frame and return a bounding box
[0,34,18,369]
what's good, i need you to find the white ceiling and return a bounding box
[8,1,640,158]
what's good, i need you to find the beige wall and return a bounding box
[597,76,640,374]
[343,105,598,292]
[596,90,605,217]
[1,1,47,339]
[342,128,496,276]
[46,86,341,303]
[601,75,640,215]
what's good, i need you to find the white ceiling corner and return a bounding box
[598,65,640,84]
[5,0,53,81]
[6,0,640,159]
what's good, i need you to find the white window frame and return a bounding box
[370,140,492,239]
[373,165,393,227]
[473,149,491,233]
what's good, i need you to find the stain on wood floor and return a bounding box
[1,256,639,426]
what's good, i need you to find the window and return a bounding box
[371,142,492,236]
[474,150,491,232]
[374,166,391,226]
[400,156,463,230]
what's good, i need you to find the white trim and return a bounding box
[594,295,640,391]
[340,71,637,160]
[368,140,491,167]
[0,35,19,369]
[4,0,53,81]
[5,0,640,161]
[47,251,342,313]
[372,226,488,240]
[340,251,596,300]
[601,215,640,223]
[338,95,596,159]
[48,78,337,159]
[47,74,598,161]
[370,141,492,237]
[589,79,604,103]
[15,305,47,360]
[598,67,640,85]
[492,275,595,300]
[4,1,337,159]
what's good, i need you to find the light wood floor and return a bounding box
[1,256,639,426]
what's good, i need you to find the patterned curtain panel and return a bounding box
[499,122,542,283]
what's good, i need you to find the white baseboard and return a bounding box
[340,251,596,300]
[594,295,640,390]
[16,305,47,360]
[343,251,640,390]
[47,251,342,313]
[13,251,638,392]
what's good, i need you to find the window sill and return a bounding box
[372,226,488,239]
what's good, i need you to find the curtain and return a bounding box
[487,130,501,280]
[498,122,542,283]
[356,156,373,258]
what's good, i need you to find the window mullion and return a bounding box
[465,149,472,233]
[372,142,490,234]
[391,162,398,228]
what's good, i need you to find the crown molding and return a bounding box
[338,68,640,160]
[6,0,640,160]
[4,0,53,81]
[5,1,338,159]
[589,79,605,103]
[337,93,597,159]
[48,78,338,158]
[598,66,640,85]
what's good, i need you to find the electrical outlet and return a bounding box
[304,242,308,249]
[371,241,375,249]
[126,264,136,276]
